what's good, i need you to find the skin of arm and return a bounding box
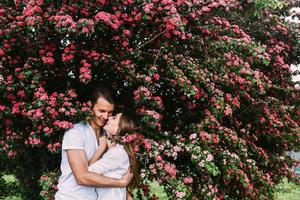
[88,136,108,166]
[126,191,133,200]
[67,149,133,187]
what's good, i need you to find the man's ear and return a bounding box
[87,100,92,108]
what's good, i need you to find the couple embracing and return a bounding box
[55,87,138,200]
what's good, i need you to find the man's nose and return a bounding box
[103,113,109,120]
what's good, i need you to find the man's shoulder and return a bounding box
[73,121,87,128]
[69,122,88,131]
[64,122,87,136]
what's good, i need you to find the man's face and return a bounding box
[90,97,114,129]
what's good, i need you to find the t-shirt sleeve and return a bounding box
[62,128,85,150]
[88,148,125,174]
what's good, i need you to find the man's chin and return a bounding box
[97,121,106,127]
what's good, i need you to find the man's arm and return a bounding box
[67,149,133,187]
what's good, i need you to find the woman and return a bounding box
[88,113,139,200]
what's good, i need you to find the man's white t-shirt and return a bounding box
[88,144,130,200]
[55,122,99,200]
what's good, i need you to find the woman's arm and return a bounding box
[126,191,133,200]
[88,136,108,165]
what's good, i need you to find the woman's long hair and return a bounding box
[117,113,139,193]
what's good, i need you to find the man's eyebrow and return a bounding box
[98,109,113,112]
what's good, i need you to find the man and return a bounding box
[55,87,133,200]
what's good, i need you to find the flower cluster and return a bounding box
[0,0,299,199]
[38,172,59,200]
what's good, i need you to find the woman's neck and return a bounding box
[108,142,117,149]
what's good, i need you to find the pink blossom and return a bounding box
[53,120,73,129]
[183,176,193,184]
[0,105,6,111]
[206,154,214,162]
[155,155,162,161]
[187,102,196,109]
[62,54,74,62]
[200,131,211,142]
[0,49,5,56]
[145,110,161,120]
[189,133,197,140]
[122,41,129,47]
[43,127,53,134]
[153,73,160,81]
[276,55,284,64]
[17,90,25,98]
[67,89,77,98]
[42,56,54,65]
[143,3,153,13]
[122,29,131,36]
[8,151,17,157]
[144,76,152,82]
[79,66,92,83]
[224,104,232,116]
[153,96,164,109]
[122,133,137,143]
[34,108,43,118]
[97,0,106,5]
[225,93,232,102]
[143,139,152,151]
[164,163,177,177]
[175,191,185,198]
[113,35,120,40]
[36,0,44,6]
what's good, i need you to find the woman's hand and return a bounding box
[88,136,108,165]
[126,191,133,200]
[99,136,108,151]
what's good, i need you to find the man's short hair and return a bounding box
[91,86,115,107]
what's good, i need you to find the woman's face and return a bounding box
[103,113,122,136]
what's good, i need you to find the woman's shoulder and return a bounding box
[112,144,127,153]
[106,144,128,158]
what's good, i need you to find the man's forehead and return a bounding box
[95,97,114,110]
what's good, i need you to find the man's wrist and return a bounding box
[118,179,127,187]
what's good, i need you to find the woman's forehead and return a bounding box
[110,113,122,119]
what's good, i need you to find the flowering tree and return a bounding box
[0,0,299,199]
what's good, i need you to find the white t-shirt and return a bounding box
[88,144,130,200]
[55,122,99,200]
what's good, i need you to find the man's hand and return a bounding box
[119,168,133,187]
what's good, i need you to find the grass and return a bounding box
[275,178,300,200]
[149,179,300,200]
[1,175,299,199]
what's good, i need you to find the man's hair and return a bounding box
[91,86,115,107]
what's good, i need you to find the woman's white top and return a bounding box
[88,144,130,200]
